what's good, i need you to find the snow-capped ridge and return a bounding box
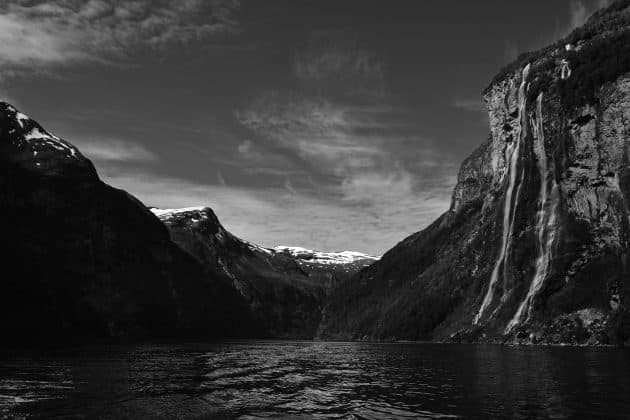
[150,207,379,265]
[272,246,379,265]
[150,207,208,218]
[2,102,80,160]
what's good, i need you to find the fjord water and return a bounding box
[1,342,629,419]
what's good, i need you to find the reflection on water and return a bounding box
[1,341,629,419]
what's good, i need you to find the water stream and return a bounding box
[506,92,559,333]
[474,64,530,324]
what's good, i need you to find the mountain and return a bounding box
[318,0,630,346]
[0,103,256,342]
[0,101,376,342]
[151,207,377,338]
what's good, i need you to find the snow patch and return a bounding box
[24,127,79,158]
[15,112,30,128]
[244,240,274,255]
[273,246,379,265]
[151,207,207,218]
[560,59,572,80]
[24,127,52,141]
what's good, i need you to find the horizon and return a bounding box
[0,0,613,255]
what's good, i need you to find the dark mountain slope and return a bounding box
[0,102,255,342]
[152,207,377,338]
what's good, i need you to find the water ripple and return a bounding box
[1,341,629,419]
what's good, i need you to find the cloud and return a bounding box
[102,168,453,255]
[235,92,399,184]
[75,138,158,163]
[293,30,387,99]
[233,27,458,251]
[235,90,456,228]
[452,97,486,113]
[234,136,305,176]
[0,0,240,69]
[237,139,253,155]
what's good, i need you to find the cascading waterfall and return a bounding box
[474,64,530,325]
[505,92,559,333]
[560,59,572,80]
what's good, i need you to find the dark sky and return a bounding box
[0,0,612,254]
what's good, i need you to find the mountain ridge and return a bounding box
[150,206,376,338]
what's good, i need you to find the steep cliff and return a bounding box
[319,0,630,345]
[152,207,377,338]
[0,103,256,342]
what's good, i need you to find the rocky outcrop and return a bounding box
[0,103,256,342]
[319,0,630,345]
[152,207,377,338]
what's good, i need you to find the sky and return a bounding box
[0,0,614,255]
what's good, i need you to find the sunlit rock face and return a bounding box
[152,207,377,338]
[0,103,256,342]
[319,0,630,345]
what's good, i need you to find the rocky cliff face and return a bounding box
[152,207,377,338]
[0,103,256,342]
[319,0,630,345]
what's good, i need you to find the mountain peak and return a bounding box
[1,102,81,159]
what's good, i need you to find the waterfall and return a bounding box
[560,60,571,80]
[505,92,559,333]
[474,64,530,325]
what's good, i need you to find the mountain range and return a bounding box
[2,0,630,346]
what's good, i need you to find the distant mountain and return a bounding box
[0,102,256,342]
[318,0,630,346]
[151,207,377,338]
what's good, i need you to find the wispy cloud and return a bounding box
[452,97,486,113]
[75,138,158,163]
[236,93,400,186]
[235,90,455,227]
[102,168,452,255]
[235,27,456,227]
[0,0,240,70]
[293,30,387,99]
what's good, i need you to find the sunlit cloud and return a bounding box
[101,168,452,256]
[0,0,240,70]
[75,138,158,163]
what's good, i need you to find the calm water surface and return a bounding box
[1,341,629,419]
